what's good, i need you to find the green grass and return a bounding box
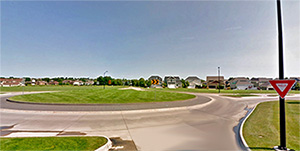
[159,88,300,94]
[243,100,300,151]
[0,85,120,92]
[10,88,195,104]
[0,136,107,151]
[222,94,259,97]
[1,85,299,94]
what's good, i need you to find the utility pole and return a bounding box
[276,0,287,150]
[103,71,108,89]
[218,67,220,93]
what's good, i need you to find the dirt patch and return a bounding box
[119,87,145,91]
[109,137,137,151]
[58,131,86,136]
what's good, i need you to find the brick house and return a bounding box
[0,78,24,87]
[206,76,224,89]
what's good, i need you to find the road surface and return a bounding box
[1,92,299,150]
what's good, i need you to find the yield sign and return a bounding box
[269,80,296,99]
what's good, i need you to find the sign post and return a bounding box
[270,80,296,151]
[274,0,290,150]
[151,79,159,100]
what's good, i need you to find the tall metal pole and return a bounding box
[218,67,220,93]
[103,71,108,89]
[277,0,286,149]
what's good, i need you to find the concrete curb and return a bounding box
[239,104,259,151]
[95,136,112,151]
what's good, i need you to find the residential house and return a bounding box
[73,80,83,86]
[37,81,48,85]
[230,77,254,90]
[206,76,224,89]
[31,79,36,86]
[62,80,73,85]
[148,75,163,88]
[251,77,273,89]
[164,76,182,88]
[185,76,201,89]
[260,82,274,90]
[84,80,94,85]
[0,78,24,87]
[49,80,59,85]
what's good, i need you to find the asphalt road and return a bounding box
[1,92,299,151]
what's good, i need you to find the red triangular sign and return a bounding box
[269,80,296,99]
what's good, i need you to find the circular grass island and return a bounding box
[9,88,196,104]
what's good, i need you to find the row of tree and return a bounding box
[96,76,191,88]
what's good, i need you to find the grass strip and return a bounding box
[243,100,300,151]
[2,85,299,94]
[0,136,107,151]
[155,88,300,94]
[0,85,120,92]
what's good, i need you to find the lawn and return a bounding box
[10,88,195,104]
[243,100,300,151]
[0,136,107,151]
[0,85,116,92]
[1,85,299,94]
[159,88,300,94]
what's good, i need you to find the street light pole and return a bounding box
[103,71,108,89]
[218,67,220,93]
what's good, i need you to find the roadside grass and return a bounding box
[1,85,299,94]
[243,100,300,151]
[222,94,259,97]
[10,88,195,104]
[0,85,121,92]
[0,136,107,151]
[158,88,300,94]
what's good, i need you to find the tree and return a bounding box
[181,79,189,88]
[139,78,145,87]
[162,82,167,88]
[24,77,31,82]
[145,80,151,87]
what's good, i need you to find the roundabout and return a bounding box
[1,91,209,111]
[1,91,299,150]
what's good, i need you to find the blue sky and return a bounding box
[1,1,299,79]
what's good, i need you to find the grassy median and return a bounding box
[9,88,195,104]
[243,100,300,151]
[0,136,107,151]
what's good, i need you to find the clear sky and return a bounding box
[1,1,299,80]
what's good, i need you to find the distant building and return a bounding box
[62,80,73,85]
[31,79,36,86]
[164,76,182,88]
[230,77,254,90]
[185,76,201,89]
[251,77,273,89]
[37,81,48,85]
[0,78,24,87]
[73,80,83,86]
[49,80,59,85]
[260,82,274,90]
[206,76,224,89]
[84,80,94,85]
[148,75,163,88]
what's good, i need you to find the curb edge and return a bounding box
[94,136,112,151]
[239,104,258,151]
